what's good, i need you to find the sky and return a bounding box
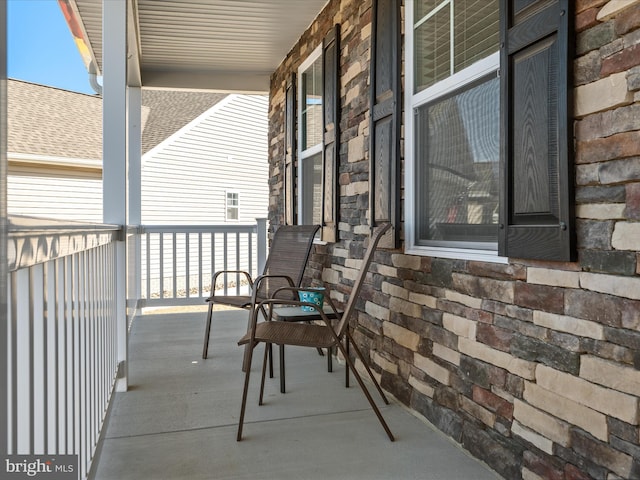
[7,0,95,95]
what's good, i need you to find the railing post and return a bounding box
[256,218,268,275]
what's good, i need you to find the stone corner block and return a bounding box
[575,72,632,117]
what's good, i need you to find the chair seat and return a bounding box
[238,321,336,349]
[209,295,253,309]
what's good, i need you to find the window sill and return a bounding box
[405,245,508,264]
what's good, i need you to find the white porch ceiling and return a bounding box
[72,0,329,93]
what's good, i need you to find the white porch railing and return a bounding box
[138,219,267,307]
[4,217,268,479]
[6,216,122,479]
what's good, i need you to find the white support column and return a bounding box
[0,0,8,459]
[103,0,128,391]
[127,87,142,317]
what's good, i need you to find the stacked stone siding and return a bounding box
[268,0,640,478]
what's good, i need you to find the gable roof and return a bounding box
[141,89,226,154]
[7,79,229,161]
[8,79,103,161]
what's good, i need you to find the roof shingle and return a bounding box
[141,89,227,154]
[8,79,228,160]
[8,79,103,160]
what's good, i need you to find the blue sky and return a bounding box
[8,0,94,94]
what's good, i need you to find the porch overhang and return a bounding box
[67,0,330,93]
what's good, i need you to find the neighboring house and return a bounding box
[140,91,269,225]
[6,79,269,225]
[7,79,103,222]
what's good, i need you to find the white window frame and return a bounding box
[404,2,506,264]
[297,44,323,226]
[225,190,239,222]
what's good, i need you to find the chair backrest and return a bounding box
[259,224,320,297]
[335,223,391,338]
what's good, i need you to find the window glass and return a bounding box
[454,1,500,73]
[416,75,499,248]
[413,0,499,93]
[226,191,239,221]
[301,56,323,150]
[298,46,323,228]
[414,2,450,91]
[300,152,323,225]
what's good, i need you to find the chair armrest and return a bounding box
[207,270,254,301]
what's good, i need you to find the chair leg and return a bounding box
[268,344,274,378]
[279,344,286,393]
[244,305,267,372]
[345,337,350,388]
[237,338,256,441]
[347,331,389,404]
[202,301,214,359]
[259,344,269,405]
[241,309,255,372]
[335,339,394,441]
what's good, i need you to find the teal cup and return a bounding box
[298,288,325,311]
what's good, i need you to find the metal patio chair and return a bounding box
[236,222,394,441]
[202,224,320,359]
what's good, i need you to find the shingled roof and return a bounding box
[141,89,226,154]
[7,79,228,161]
[8,79,103,160]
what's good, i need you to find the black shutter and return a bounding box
[284,73,297,225]
[369,0,401,248]
[499,0,575,261]
[322,25,340,243]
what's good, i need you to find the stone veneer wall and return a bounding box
[268,1,640,478]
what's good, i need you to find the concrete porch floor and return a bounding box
[92,308,501,480]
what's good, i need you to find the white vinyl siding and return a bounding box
[7,163,103,222]
[141,94,269,225]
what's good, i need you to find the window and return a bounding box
[298,46,323,226]
[407,0,501,260]
[405,0,574,262]
[284,25,340,242]
[226,191,239,221]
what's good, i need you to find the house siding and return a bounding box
[268,1,640,478]
[142,94,269,225]
[7,163,103,222]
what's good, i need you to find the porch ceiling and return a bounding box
[71,0,329,93]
